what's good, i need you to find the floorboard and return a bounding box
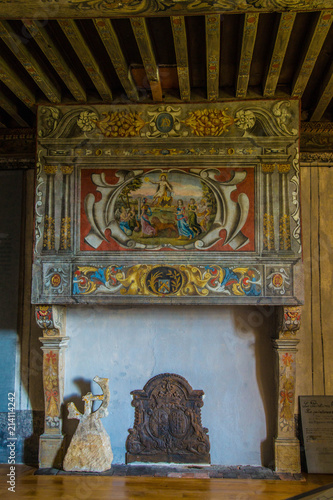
[1,465,333,500]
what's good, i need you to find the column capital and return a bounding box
[39,336,70,350]
[60,165,74,175]
[273,338,300,350]
[277,164,291,174]
[262,163,276,173]
[277,305,301,339]
[43,165,58,175]
[35,305,67,337]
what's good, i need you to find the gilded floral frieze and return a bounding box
[72,264,262,297]
[37,101,298,140]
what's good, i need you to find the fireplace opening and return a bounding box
[63,304,276,467]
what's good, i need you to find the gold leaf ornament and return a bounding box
[117,264,149,295]
[94,111,146,138]
[185,109,234,137]
[180,265,212,296]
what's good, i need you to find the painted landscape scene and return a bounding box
[114,171,217,247]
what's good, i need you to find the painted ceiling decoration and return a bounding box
[0,0,333,17]
[0,2,331,129]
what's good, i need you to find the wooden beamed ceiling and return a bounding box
[0,10,332,128]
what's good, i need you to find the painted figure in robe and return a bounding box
[196,198,211,232]
[141,198,156,236]
[175,199,195,239]
[119,206,133,236]
[187,198,202,235]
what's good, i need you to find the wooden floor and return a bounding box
[1,465,333,500]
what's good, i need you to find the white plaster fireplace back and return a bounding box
[63,305,276,466]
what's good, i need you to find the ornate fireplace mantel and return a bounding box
[32,100,303,473]
[32,100,302,305]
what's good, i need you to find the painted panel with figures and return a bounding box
[80,167,255,252]
[32,100,302,304]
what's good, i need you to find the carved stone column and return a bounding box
[278,164,291,251]
[42,165,57,252]
[60,165,73,251]
[273,305,301,473]
[35,305,69,468]
[262,163,275,251]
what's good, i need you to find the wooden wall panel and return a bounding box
[318,167,333,394]
[297,167,313,398]
[297,166,333,399]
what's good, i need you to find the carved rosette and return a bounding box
[44,266,69,296]
[266,267,291,296]
[126,373,210,464]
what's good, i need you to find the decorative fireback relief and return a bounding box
[126,373,210,464]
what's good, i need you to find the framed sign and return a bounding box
[300,396,333,474]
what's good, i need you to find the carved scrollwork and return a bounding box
[290,156,302,253]
[233,101,298,137]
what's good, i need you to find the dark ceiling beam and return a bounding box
[0,89,30,127]
[236,13,259,98]
[22,19,86,102]
[94,19,139,101]
[58,19,113,102]
[130,17,163,102]
[170,16,190,101]
[0,20,61,103]
[0,54,35,110]
[310,59,333,120]
[206,14,220,101]
[292,10,333,97]
[263,12,296,97]
[0,1,333,18]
